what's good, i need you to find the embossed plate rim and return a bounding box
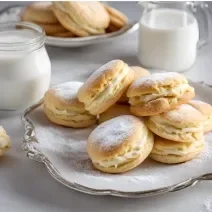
[21,81,212,198]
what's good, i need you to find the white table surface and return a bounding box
[1,2,212,212]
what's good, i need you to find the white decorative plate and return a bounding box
[22,81,212,198]
[0,5,138,47]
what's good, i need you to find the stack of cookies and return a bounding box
[20,1,128,37]
[43,60,212,174]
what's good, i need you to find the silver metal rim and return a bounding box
[21,81,212,197]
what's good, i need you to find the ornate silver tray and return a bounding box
[0,5,138,47]
[22,81,212,198]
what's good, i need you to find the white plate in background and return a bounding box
[0,5,138,47]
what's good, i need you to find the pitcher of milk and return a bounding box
[138,2,211,72]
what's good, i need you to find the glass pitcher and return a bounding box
[137,1,211,72]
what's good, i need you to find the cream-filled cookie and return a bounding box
[103,3,128,32]
[87,115,154,173]
[20,2,58,24]
[0,126,11,156]
[78,60,134,115]
[147,104,205,143]
[150,136,204,164]
[52,2,110,37]
[188,100,212,133]
[127,72,195,116]
[44,81,97,128]
[35,23,67,36]
[118,66,150,104]
[98,104,132,124]
[103,4,128,28]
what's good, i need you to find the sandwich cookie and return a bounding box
[44,81,97,128]
[188,100,212,133]
[0,126,11,156]
[78,60,134,115]
[98,104,132,124]
[118,66,150,104]
[36,23,67,36]
[20,2,58,24]
[87,115,154,173]
[51,31,75,38]
[103,3,128,31]
[127,72,195,116]
[147,104,205,143]
[150,136,204,164]
[52,2,110,37]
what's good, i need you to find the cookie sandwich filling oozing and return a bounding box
[151,139,204,156]
[85,66,130,111]
[129,84,194,106]
[93,130,149,169]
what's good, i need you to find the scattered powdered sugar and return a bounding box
[0,7,21,23]
[88,115,137,151]
[52,81,83,101]
[82,60,120,86]
[29,106,212,191]
[131,72,183,89]
[189,141,212,165]
[201,197,212,212]
[163,104,204,123]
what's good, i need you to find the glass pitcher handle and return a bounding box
[189,2,211,50]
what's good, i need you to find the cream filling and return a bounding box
[130,84,192,105]
[150,118,203,134]
[45,104,94,121]
[86,67,129,111]
[204,115,212,128]
[152,140,204,156]
[93,131,147,168]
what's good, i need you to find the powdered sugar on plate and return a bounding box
[201,197,212,212]
[0,6,21,23]
[27,80,212,192]
[51,81,83,102]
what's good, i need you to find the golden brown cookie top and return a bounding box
[127,72,188,97]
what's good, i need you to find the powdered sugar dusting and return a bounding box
[201,197,212,212]
[88,115,137,151]
[163,104,204,123]
[52,81,83,101]
[83,60,120,86]
[29,104,212,192]
[131,72,184,89]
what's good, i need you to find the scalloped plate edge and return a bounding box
[21,82,212,198]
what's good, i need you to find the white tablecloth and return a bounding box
[1,2,212,212]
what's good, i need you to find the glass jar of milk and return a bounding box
[138,2,211,72]
[0,22,51,110]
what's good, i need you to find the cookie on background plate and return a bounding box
[20,2,58,24]
[52,1,110,36]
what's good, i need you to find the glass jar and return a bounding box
[138,2,211,72]
[0,22,51,110]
